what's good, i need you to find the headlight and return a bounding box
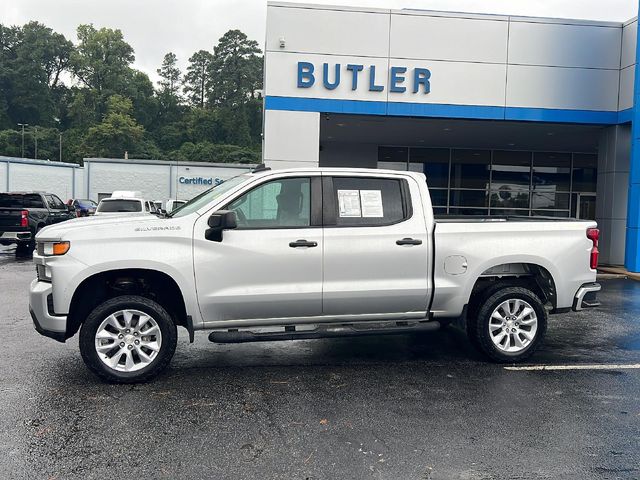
[40,241,70,256]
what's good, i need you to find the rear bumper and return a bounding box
[0,230,31,245]
[572,282,601,311]
[29,279,67,342]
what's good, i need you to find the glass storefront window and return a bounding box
[491,151,531,188]
[449,208,489,216]
[433,207,447,215]
[376,146,595,218]
[532,152,571,192]
[489,188,530,209]
[450,150,491,189]
[531,192,570,210]
[450,189,488,208]
[532,210,571,218]
[429,189,448,207]
[572,154,597,192]
[489,208,530,216]
[410,148,449,188]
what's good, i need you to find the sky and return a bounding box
[1,0,637,84]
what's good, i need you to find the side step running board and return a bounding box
[208,321,441,344]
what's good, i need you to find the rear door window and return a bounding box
[327,177,409,227]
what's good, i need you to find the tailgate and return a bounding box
[0,209,23,228]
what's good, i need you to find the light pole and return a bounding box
[34,126,38,160]
[59,133,62,162]
[17,123,28,158]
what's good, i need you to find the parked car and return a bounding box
[95,197,157,216]
[0,192,75,255]
[68,199,98,217]
[29,167,600,382]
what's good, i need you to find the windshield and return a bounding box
[97,199,142,213]
[169,174,251,218]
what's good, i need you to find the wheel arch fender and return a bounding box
[463,254,561,310]
[63,260,199,340]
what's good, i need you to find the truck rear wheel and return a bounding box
[467,286,547,363]
[79,295,177,383]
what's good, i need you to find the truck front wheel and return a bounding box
[79,295,177,383]
[467,286,547,363]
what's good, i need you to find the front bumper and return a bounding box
[572,282,601,311]
[29,279,67,342]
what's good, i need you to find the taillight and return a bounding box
[587,228,599,270]
[20,210,28,228]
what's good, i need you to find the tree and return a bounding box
[71,24,134,94]
[0,22,74,129]
[157,52,181,98]
[208,30,262,107]
[183,50,214,108]
[82,95,145,158]
[125,70,158,128]
[20,22,73,89]
[170,141,259,164]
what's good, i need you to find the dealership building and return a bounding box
[263,1,640,270]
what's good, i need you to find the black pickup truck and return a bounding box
[0,192,75,255]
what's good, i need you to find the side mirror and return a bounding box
[206,210,237,241]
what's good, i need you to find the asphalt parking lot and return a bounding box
[1,245,639,480]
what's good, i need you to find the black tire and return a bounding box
[467,286,547,363]
[79,295,177,383]
[465,282,507,350]
[15,242,31,257]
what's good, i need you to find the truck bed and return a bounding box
[434,215,583,223]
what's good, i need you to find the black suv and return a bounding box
[0,192,76,255]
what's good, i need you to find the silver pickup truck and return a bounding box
[29,166,601,382]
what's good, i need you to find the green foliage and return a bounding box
[170,142,259,164]
[0,22,263,164]
[184,50,214,108]
[208,30,262,107]
[71,24,135,94]
[82,95,145,158]
[0,129,21,157]
[157,52,181,97]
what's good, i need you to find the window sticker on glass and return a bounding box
[337,189,362,217]
[360,190,384,217]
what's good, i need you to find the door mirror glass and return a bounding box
[206,210,237,241]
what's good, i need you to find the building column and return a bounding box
[597,125,631,265]
[626,10,640,271]
[263,110,320,169]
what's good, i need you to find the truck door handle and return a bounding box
[289,239,318,248]
[396,238,422,246]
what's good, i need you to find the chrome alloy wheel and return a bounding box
[94,309,162,372]
[488,299,538,353]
